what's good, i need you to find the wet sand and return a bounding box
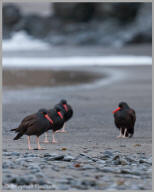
[3,69,103,89]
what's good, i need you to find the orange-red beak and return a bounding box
[112,107,121,114]
[44,114,54,124]
[63,104,68,112]
[57,112,63,119]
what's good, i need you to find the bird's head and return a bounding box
[60,99,67,105]
[55,106,64,119]
[38,108,48,115]
[112,102,129,114]
[119,102,129,109]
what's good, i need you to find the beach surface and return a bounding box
[2,45,152,190]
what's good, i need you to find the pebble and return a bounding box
[23,153,38,158]
[82,164,94,170]
[96,160,106,164]
[113,155,120,160]
[43,153,52,157]
[139,159,152,165]
[81,179,97,187]
[10,152,20,156]
[63,155,75,162]
[120,169,143,176]
[45,154,64,161]
[120,159,129,166]
[103,151,113,157]
[3,161,15,169]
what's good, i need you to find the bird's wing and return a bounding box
[114,113,121,128]
[129,109,136,125]
[21,114,38,128]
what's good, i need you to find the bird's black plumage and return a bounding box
[11,109,51,140]
[47,106,65,132]
[113,102,136,138]
[54,99,73,123]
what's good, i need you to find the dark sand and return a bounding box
[3,65,152,154]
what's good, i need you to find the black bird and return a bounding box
[112,102,136,138]
[54,99,73,133]
[11,109,51,150]
[43,106,65,143]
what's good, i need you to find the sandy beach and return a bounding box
[2,59,152,189]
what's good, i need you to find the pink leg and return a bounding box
[122,129,128,138]
[52,131,58,144]
[27,136,33,150]
[36,136,45,150]
[43,132,49,143]
[117,128,123,138]
[56,123,67,133]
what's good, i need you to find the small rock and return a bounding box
[112,160,121,165]
[97,160,106,164]
[139,159,152,165]
[100,167,119,174]
[45,154,64,161]
[134,144,141,147]
[3,152,12,156]
[28,164,41,173]
[56,178,70,184]
[125,157,136,163]
[120,169,142,176]
[81,179,97,187]
[23,153,38,158]
[63,155,74,161]
[82,164,94,170]
[103,151,113,157]
[61,147,67,151]
[113,155,120,160]
[116,180,125,185]
[74,163,81,168]
[120,159,129,165]
[57,184,70,190]
[3,161,15,169]
[43,153,52,157]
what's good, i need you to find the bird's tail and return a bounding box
[128,133,134,138]
[13,132,23,140]
[10,128,18,132]
[128,127,134,138]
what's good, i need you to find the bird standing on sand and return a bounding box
[112,102,136,138]
[43,106,65,143]
[43,99,73,142]
[11,109,51,150]
[55,99,73,133]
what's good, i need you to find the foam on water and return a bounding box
[2,31,152,68]
[3,56,152,68]
[2,31,50,51]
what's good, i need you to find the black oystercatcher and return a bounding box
[43,106,65,143]
[112,102,136,138]
[11,109,51,150]
[55,99,73,133]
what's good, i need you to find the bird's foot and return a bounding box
[61,129,67,133]
[117,135,122,138]
[56,129,67,133]
[37,146,46,150]
[122,135,128,138]
[55,130,61,133]
[52,140,58,144]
